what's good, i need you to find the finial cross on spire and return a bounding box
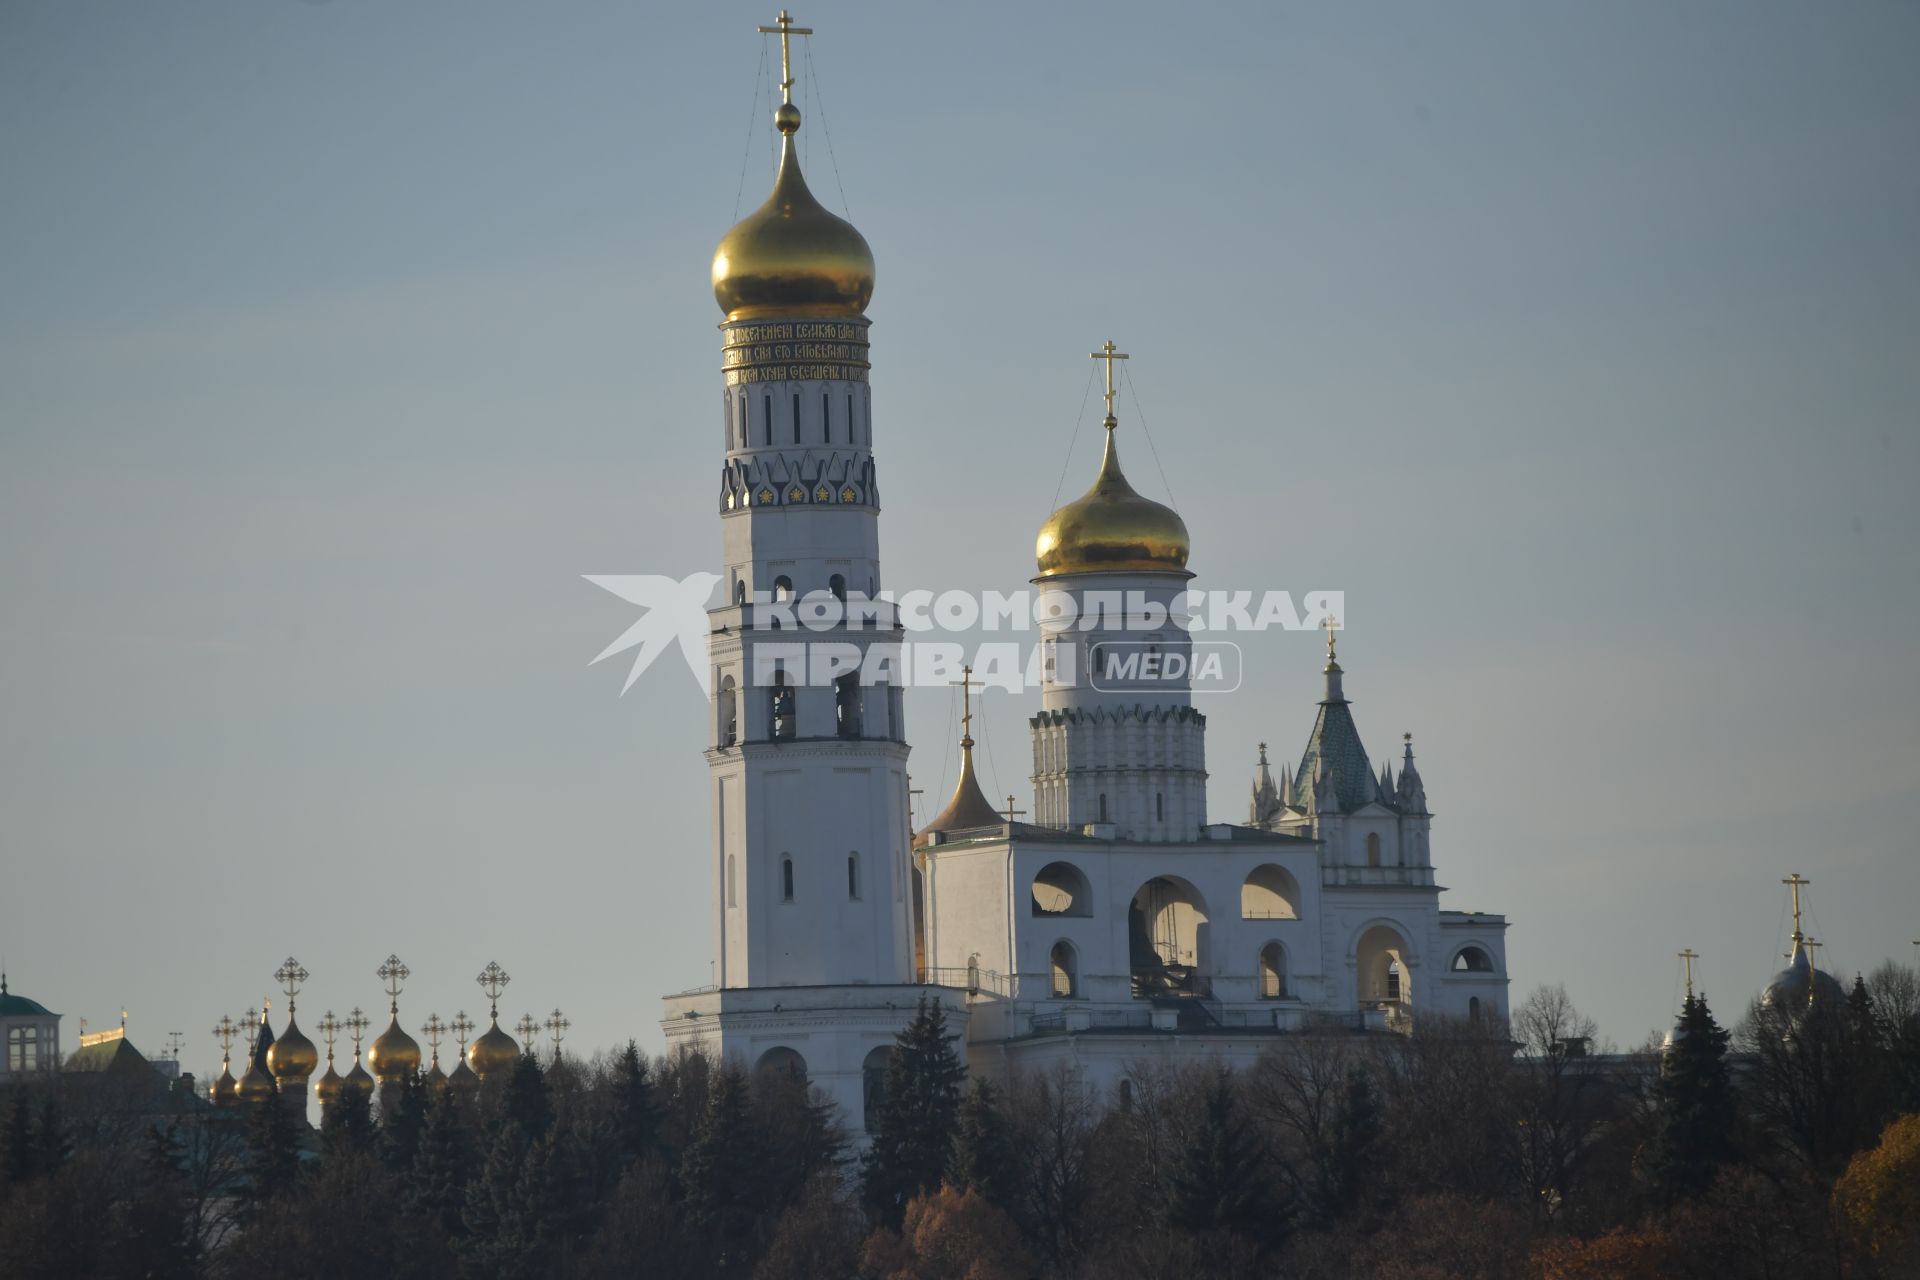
[1678,948,1699,1000]
[318,1011,340,1056]
[476,961,511,1015]
[758,10,814,105]
[275,957,309,1011]
[451,1011,475,1051]
[1782,873,1811,944]
[346,1007,369,1054]
[516,1013,541,1052]
[950,664,983,746]
[1003,794,1027,824]
[1090,340,1129,423]
[213,1015,238,1058]
[546,1008,571,1057]
[1322,611,1340,662]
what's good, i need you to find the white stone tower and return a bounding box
[664,14,953,1138]
[1028,344,1207,841]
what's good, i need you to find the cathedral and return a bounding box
[659,13,1510,1135]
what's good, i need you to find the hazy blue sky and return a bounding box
[3,2,1916,1079]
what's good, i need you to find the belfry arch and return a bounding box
[1127,875,1210,997]
[1354,922,1414,1009]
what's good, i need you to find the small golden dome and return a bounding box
[236,1062,276,1104]
[267,1014,318,1083]
[713,107,874,322]
[424,1061,449,1095]
[312,1064,344,1107]
[913,741,1006,848]
[1035,422,1190,578]
[448,1058,481,1096]
[466,1018,521,1079]
[367,1015,421,1080]
[210,1063,238,1107]
[344,1060,375,1101]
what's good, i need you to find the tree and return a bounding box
[378,1070,428,1174]
[5,1089,36,1185]
[749,1062,844,1213]
[240,1094,302,1217]
[460,1119,562,1279]
[860,1185,1037,1280]
[1639,993,1734,1205]
[948,1079,1018,1207]
[679,1062,758,1265]
[1169,1067,1278,1247]
[863,996,966,1225]
[753,1172,863,1280]
[1508,984,1611,1219]
[501,1052,553,1140]
[407,1086,476,1238]
[612,1040,659,1167]
[1831,1112,1920,1275]
[320,1083,375,1159]
[216,1150,454,1280]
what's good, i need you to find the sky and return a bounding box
[2,1,1916,1083]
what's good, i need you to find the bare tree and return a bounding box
[1507,984,1613,1221]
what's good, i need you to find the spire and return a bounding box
[1250,742,1280,824]
[1322,613,1346,703]
[1397,732,1426,812]
[1289,624,1379,814]
[916,665,1007,842]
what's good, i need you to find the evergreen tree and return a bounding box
[1320,1065,1378,1222]
[750,1064,845,1212]
[680,1063,758,1261]
[322,1083,376,1158]
[4,1090,35,1185]
[407,1087,477,1238]
[1169,1067,1276,1245]
[948,1078,1017,1208]
[613,1040,659,1167]
[502,1052,553,1139]
[241,1094,303,1215]
[31,1093,68,1176]
[379,1070,429,1174]
[144,1121,183,1179]
[1643,993,1736,1205]
[461,1119,562,1278]
[862,996,966,1225]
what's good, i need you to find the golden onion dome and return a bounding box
[344,1060,376,1101]
[448,1058,481,1096]
[235,1062,276,1104]
[466,1018,521,1079]
[712,104,874,322]
[1035,422,1190,578]
[210,1063,238,1107]
[312,1064,344,1108]
[424,1061,449,1095]
[266,1014,318,1083]
[366,1015,421,1081]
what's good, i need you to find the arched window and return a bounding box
[772,576,793,602]
[836,673,862,738]
[733,579,747,606]
[726,855,738,908]
[792,393,801,444]
[737,394,746,449]
[847,852,860,900]
[1452,946,1496,973]
[1386,959,1402,1002]
[771,669,795,740]
[1366,832,1381,867]
[1241,865,1301,920]
[718,674,738,747]
[862,1046,892,1129]
[1031,862,1093,917]
[781,856,795,902]
[1469,996,1482,1021]
[1259,942,1288,999]
[829,573,846,602]
[1049,940,1078,998]
[762,395,772,447]
[756,1046,807,1082]
[822,392,831,443]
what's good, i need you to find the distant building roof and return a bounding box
[66,1029,156,1075]
[0,974,57,1019]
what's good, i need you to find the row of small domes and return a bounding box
[215,1006,525,1108]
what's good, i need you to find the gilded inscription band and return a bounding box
[725,364,871,385]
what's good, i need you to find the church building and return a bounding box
[661,12,1510,1131]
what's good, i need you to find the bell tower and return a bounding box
[704,10,913,989]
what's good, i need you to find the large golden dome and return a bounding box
[1035,422,1190,577]
[467,1017,521,1079]
[713,105,873,322]
[267,1014,318,1083]
[236,1062,276,1104]
[367,1015,421,1081]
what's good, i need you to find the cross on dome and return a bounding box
[757,10,814,106]
[1090,341,1129,423]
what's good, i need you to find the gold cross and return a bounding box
[377,953,409,1014]
[1678,948,1699,1000]
[212,1015,238,1058]
[546,1008,571,1056]
[476,961,511,1015]
[450,1011,475,1052]
[317,1011,340,1065]
[1004,794,1027,823]
[345,1007,369,1055]
[516,1013,541,1049]
[1322,611,1340,661]
[1782,873,1810,943]
[757,10,813,105]
[1090,340,1129,423]
[950,664,983,746]
[275,956,308,1011]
